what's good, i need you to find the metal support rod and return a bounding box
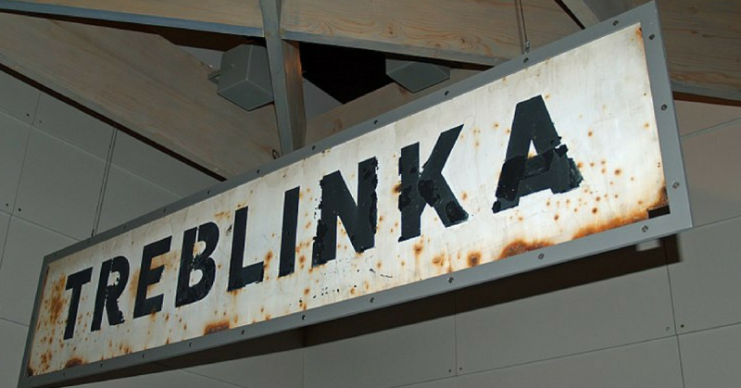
[259,0,307,155]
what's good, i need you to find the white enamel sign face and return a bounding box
[26,23,673,379]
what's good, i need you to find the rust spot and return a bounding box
[376,261,383,269]
[413,241,423,257]
[393,183,402,194]
[636,26,643,40]
[573,209,648,239]
[651,185,668,209]
[265,251,273,264]
[305,221,311,230]
[432,255,444,267]
[265,314,272,321]
[601,168,607,174]
[260,306,265,313]
[40,351,51,368]
[592,207,598,214]
[64,357,85,369]
[554,214,560,221]
[304,288,310,296]
[644,122,650,129]
[577,162,584,169]
[467,252,481,267]
[50,276,66,319]
[588,130,593,137]
[27,366,35,377]
[615,169,622,176]
[596,196,601,202]
[214,211,230,220]
[204,321,230,335]
[462,192,468,201]
[499,240,552,259]
[350,288,355,295]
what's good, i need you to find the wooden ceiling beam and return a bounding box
[559,0,740,102]
[653,0,741,102]
[559,0,632,27]
[0,13,280,178]
[0,0,263,35]
[281,0,581,66]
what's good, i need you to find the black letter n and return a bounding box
[492,95,583,213]
[312,157,378,267]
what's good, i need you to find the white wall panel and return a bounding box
[458,338,682,388]
[77,370,243,388]
[682,120,741,227]
[399,378,457,388]
[97,165,180,233]
[187,330,305,388]
[679,323,741,388]
[303,294,457,388]
[14,129,106,240]
[456,245,674,374]
[668,217,741,333]
[0,70,39,125]
[0,318,29,388]
[675,100,741,137]
[0,217,74,325]
[112,132,218,197]
[33,93,113,159]
[0,111,31,215]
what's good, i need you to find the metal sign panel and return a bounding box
[20,3,691,387]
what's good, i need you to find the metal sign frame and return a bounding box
[19,3,691,387]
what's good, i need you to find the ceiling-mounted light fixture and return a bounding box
[209,44,274,111]
[385,57,450,93]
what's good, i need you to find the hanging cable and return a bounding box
[516,0,531,54]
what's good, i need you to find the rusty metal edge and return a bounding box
[18,2,691,387]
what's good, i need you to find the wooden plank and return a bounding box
[281,0,581,66]
[560,0,632,27]
[306,68,481,144]
[3,0,263,31]
[654,0,741,102]
[559,0,740,102]
[0,14,279,178]
[261,0,307,154]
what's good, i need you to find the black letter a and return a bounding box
[492,95,583,213]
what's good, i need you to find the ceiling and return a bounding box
[0,0,737,180]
